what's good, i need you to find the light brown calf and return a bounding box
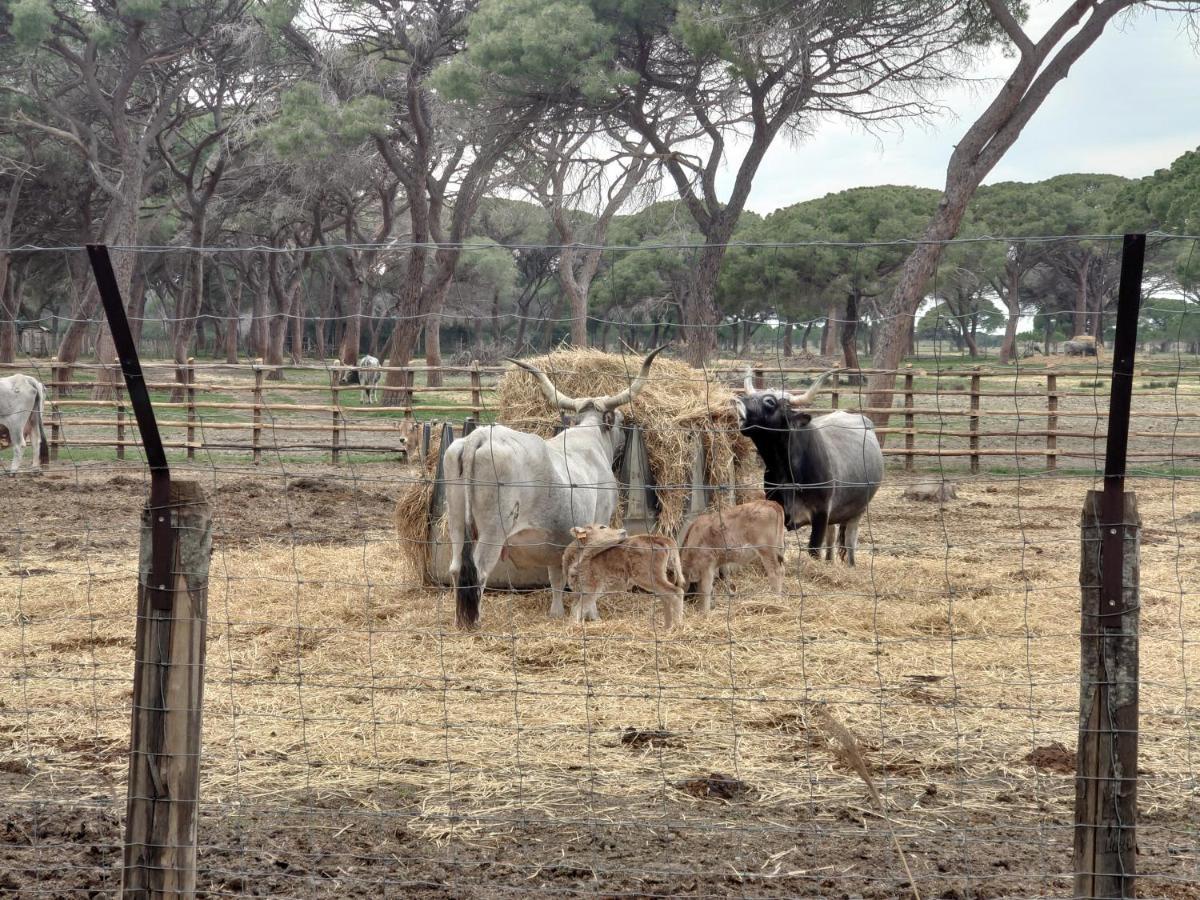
[562,525,686,628]
[678,499,786,613]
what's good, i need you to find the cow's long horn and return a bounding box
[505,358,586,412]
[788,369,837,407]
[743,367,756,394]
[593,345,666,413]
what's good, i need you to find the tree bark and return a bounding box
[683,242,726,367]
[867,0,1133,424]
[998,261,1021,365]
[800,321,812,353]
[841,293,861,382]
[783,321,794,357]
[338,277,364,364]
[223,280,240,364]
[0,263,16,364]
[821,302,840,356]
[425,316,443,385]
[1075,256,1090,337]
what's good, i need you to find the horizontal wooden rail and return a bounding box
[6,358,1196,471]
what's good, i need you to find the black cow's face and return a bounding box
[735,390,792,435]
[339,369,361,387]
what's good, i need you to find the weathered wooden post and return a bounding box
[470,360,482,420]
[87,244,213,898]
[49,355,61,462]
[1046,373,1059,472]
[1073,233,1144,900]
[252,360,264,465]
[115,360,126,461]
[123,480,212,896]
[903,365,915,473]
[969,367,981,475]
[329,368,341,466]
[185,358,196,461]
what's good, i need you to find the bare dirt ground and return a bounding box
[3,462,1200,898]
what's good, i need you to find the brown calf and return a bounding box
[678,499,785,613]
[562,525,686,628]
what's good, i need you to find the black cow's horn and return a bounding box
[788,369,837,407]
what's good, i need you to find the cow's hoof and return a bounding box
[550,604,566,619]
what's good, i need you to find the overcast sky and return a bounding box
[723,5,1200,216]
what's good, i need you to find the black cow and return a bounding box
[735,371,883,565]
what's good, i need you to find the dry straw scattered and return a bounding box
[395,349,761,579]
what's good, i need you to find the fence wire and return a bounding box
[1,238,1198,899]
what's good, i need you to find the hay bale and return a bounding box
[901,480,958,503]
[496,348,758,535]
[394,426,445,577]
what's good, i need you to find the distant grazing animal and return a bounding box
[679,499,785,613]
[736,370,883,565]
[340,354,381,403]
[443,346,664,629]
[0,374,48,475]
[901,480,958,503]
[562,524,685,628]
[1063,336,1097,357]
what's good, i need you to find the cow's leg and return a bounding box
[26,415,41,473]
[757,546,784,596]
[840,518,861,566]
[697,566,716,615]
[807,509,829,560]
[8,433,24,474]
[661,584,685,629]
[548,564,570,619]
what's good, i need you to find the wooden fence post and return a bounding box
[969,367,981,475]
[752,366,765,390]
[829,370,840,409]
[49,356,61,462]
[402,367,413,419]
[121,480,212,896]
[1047,373,1058,472]
[1074,232,1144,900]
[252,360,264,465]
[470,360,482,420]
[329,368,341,465]
[1075,491,1140,899]
[115,360,126,461]
[903,365,914,473]
[185,359,196,462]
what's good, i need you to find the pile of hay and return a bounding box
[394,425,446,578]
[495,349,758,533]
[393,349,760,579]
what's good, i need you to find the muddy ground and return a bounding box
[3,465,1200,898]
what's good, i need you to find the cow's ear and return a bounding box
[603,410,616,429]
[793,412,813,427]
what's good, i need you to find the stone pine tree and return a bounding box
[449,0,994,366]
[867,0,1200,424]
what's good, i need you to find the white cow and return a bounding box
[339,354,381,403]
[0,374,48,474]
[443,347,664,629]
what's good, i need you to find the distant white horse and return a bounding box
[0,374,48,474]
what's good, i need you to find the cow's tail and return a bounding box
[35,380,48,466]
[454,442,482,630]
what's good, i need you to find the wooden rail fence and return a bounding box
[3,358,1198,470]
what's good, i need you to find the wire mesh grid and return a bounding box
[0,238,1198,898]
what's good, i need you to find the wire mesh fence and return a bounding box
[1,237,1198,898]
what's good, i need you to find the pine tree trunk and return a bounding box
[821,302,839,356]
[424,317,442,387]
[682,242,726,367]
[841,293,861,383]
[0,256,15,364]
